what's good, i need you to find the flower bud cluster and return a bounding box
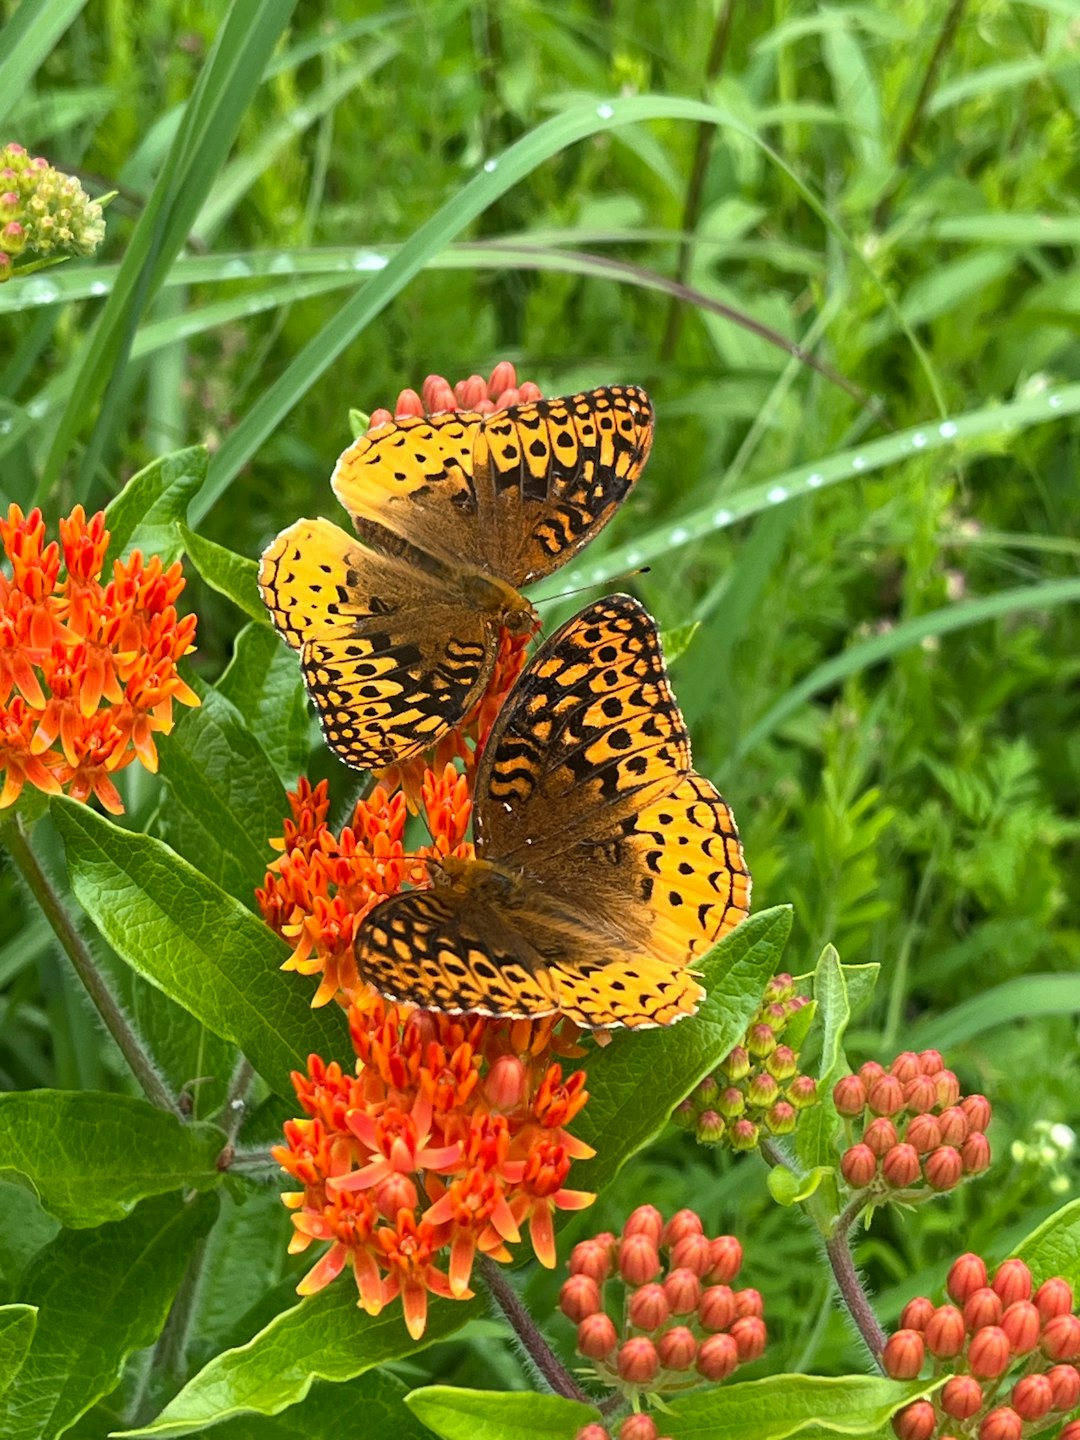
[887,1254,1080,1440]
[560,1206,765,1400]
[576,1415,672,1440]
[834,1052,990,1202]
[0,142,105,281]
[673,973,818,1150]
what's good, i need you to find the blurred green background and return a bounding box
[2,0,1079,1392]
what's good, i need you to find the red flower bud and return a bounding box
[1062,1425,1080,1440]
[892,1400,935,1440]
[923,1145,963,1191]
[947,1252,988,1304]
[937,1106,969,1147]
[747,1022,777,1058]
[961,1132,991,1175]
[1035,1275,1073,1321]
[619,1235,661,1286]
[729,1118,760,1150]
[1000,1300,1040,1354]
[731,1315,767,1362]
[1042,1312,1080,1361]
[1010,1372,1053,1422]
[882,1329,925,1379]
[698,1285,736,1332]
[748,1072,780,1109]
[657,1324,698,1371]
[707,1235,743,1283]
[672,1098,697,1129]
[577,1313,617,1359]
[962,1094,992,1132]
[864,1118,899,1157]
[718,1087,746,1119]
[670,1232,713,1277]
[934,1069,961,1108]
[841,1143,878,1189]
[1046,1363,1080,1411]
[766,1100,797,1135]
[833,1075,868,1116]
[570,1239,613,1283]
[977,1407,1022,1440]
[696,1332,738,1381]
[617,1336,659,1385]
[924,1304,966,1358]
[628,1283,670,1332]
[905,1114,942,1154]
[374,1172,419,1217]
[662,1209,704,1247]
[722,1045,750,1081]
[904,1075,939,1114]
[918,1049,945,1076]
[696,1110,727,1144]
[561,1274,602,1322]
[859,1060,885,1086]
[787,1075,818,1109]
[663,1267,702,1316]
[483,1054,527,1111]
[941,1374,984,1420]
[890,1051,920,1083]
[624,1205,664,1245]
[619,1414,658,1440]
[882,1143,921,1189]
[868,1076,905,1117]
[964,1287,1004,1332]
[766,1045,798,1081]
[576,1426,611,1440]
[899,1296,935,1332]
[968,1325,1012,1378]
[734,1288,763,1318]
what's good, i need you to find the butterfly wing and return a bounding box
[259,517,497,770]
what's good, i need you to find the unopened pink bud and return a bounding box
[832,1074,867,1117]
[576,1426,610,1440]
[747,1022,777,1058]
[968,1325,1012,1378]
[627,1283,669,1331]
[624,1205,664,1244]
[924,1304,965,1358]
[698,1284,735,1332]
[992,1259,1031,1307]
[730,1315,767,1362]
[859,1060,885,1086]
[561,1274,602,1322]
[787,1075,818,1109]
[899,1296,935,1332]
[941,1374,983,1420]
[882,1329,925,1379]
[748,1072,780,1108]
[841,1144,877,1188]
[619,1416,659,1440]
[374,1172,418,1217]
[904,1075,938,1114]
[695,1332,738,1381]
[864,1117,898,1157]
[1041,1311,1080,1361]
[696,1109,726,1144]
[923,1145,963,1191]
[569,1238,613,1283]
[961,1132,991,1175]
[892,1400,935,1440]
[657,1324,697,1370]
[616,1336,659,1385]
[487,361,517,398]
[707,1236,742,1282]
[483,1054,527,1111]
[868,1075,905,1117]
[882,1142,920,1189]
[947,1252,988,1304]
[662,1209,703,1247]
[577,1312,617,1360]
[977,1406,1022,1440]
[999,1300,1040,1354]
[961,1094,992,1131]
[766,1099,797,1134]
[934,1069,961,1107]
[963,1287,1003,1332]
[670,1232,712,1277]
[734,1288,763,1318]
[766,1044,798,1081]
[619,1235,661,1286]
[904,1114,942,1154]
[718,1086,745,1119]
[663,1267,702,1316]
[722,1045,750,1081]
[937,1106,969,1146]
[890,1052,920,1083]
[1010,1372,1053,1422]
[1046,1363,1080,1411]
[729,1118,759,1150]
[1034,1275,1073,1320]
[917,1049,945,1075]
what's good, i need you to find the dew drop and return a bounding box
[596,103,614,119]
[623,549,642,566]
[268,252,296,275]
[669,526,689,545]
[939,420,958,439]
[221,258,251,280]
[852,456,866,471]
[352,251,387,272]
[806,472,824,489]
[26,398,47,419]
[1048,393,1063,409]
[90,280,108,296]
[713,508,733,526]
[483,158,498,174]
[23,277,59,305]
[0,417,11,436]
[912,432,927,449]
[767,485,788,504]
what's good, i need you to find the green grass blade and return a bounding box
[908,976,1080,1052]
[0,0,89,129]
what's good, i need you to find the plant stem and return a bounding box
[477,1253,591,1403]
[1,812,181,1118]
[659,0,735,361]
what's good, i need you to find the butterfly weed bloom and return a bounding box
[834,1051,991,1205]
[0,142,105,281]
[673,973,817,1150]
[0,504,198,811]
[885,1254,1080,1439]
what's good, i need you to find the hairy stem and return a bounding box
[659,0,735,361]
[478,1253,591,1403]
[1,812,181,1118]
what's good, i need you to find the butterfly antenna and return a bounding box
[539,565,651,607]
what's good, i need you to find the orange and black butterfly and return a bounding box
[258,387,653,772]
[353,595,751,1029]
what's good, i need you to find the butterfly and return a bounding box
[353,594,751,1029]
[258,387,653,773]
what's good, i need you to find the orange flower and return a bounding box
[366,360,543,429]
[0,503,199,812]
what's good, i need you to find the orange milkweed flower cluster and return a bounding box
[0,503,199,813]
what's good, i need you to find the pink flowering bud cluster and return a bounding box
[834,1051,990,1202]
[560,1206,765,1403]
[887,1254,1080,1440]
[0,142,105,281]
[673,973,818,1150]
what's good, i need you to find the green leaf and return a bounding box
[177,523,265,624]
[576,907,792,1193]
[51,799,347,1090]
[796,946,849,1173]
[156,683,288,903]
[1014,1199,1080,1289]
[767,1164,830,1208]
[663,621,701,665]
[0,0,89,129]
[0,1091,224,1227]
[121,1287,484,1437]
[0,1193,217,1440]
[405,1387,598,1440]
[206,1371,435,1440]
[666,1373,923,1439]
[218,623,311,788]
[0,1307,36,1400]
[908,974,1080,1052]
[103,446,208,564]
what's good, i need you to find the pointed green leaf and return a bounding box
[177,524,264,624]
[666,1373,925,1439]
[576,907,792,1193]
[218,623,311,788]
[121,1286,484,1437]
[0,1193,217,1440]
[405,1387,598,1440]
[663,621,701,665]
[103,447,208,563]
[204,1370,435,1440]
[796,946,849,1172]
[0,1307,36,1400]
[51,798,347,1090]
[0,1091,224,1227]
[1014,1198,1080,1288]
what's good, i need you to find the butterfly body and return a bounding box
[260,387,653,772]
[355,595,751,1029]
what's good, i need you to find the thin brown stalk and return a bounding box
[478,1253,591,1402]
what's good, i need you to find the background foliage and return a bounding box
[1,0,1079,1436]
